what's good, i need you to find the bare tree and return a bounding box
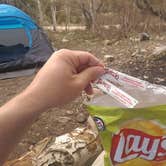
[50,0,57,31]
[64,0,71,31]
[89,0,97,32]
[135,0,166,21]
[78,0,104,31]
[79,1,92,30]
[0,0,15,5]
[37,0,44,25]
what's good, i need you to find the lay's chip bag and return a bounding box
[87,68,166,166]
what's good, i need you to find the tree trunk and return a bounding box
[64,0,71,32]
[0,0,15,5]
[89,0,97,32]
[4,117,103,166]
[79,0,103,31]
[79,1,92,30]
[135,0,166,21]
[51,0,57,31]
[37,0,44,25]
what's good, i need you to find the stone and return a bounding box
[140,32,150,41]
[62,38,69,43]
[18,142,25,147]
[131,51,138,57]
[156,36,165,40]
[154,77,165,84]
[29,145,34,150]
[66,110,74,115]
[129,37,140,42]
[135,67,139,70]
[36,133,40,137]
[143,75,149,79]
[140,49,147,54]
[76,113,87,123]
[45,126,49,130]
[58,116,71,123]
[104,40,111,46]
[104,55,114,62]
[114,41,119,46]
[152,46,166,60]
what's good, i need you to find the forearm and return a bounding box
[0,89,45,164]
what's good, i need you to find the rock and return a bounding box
[76,113,87,123]
[154,77,165,84]
[156,36,165,40]
[143,75,149,80]
[29,145,34,150]
[66,110,74,115]
[131,51,138,57]
[114,41,120,46]
[104,40,111,46]
[129,37,140,42]
[152,46,166,60]
[133,48,147,57]
[58,116,71,123]
[140,49,147,54]
[36,133,40,137]
[18,142,25,147]
[62,38,69,43]
[136,54,144,58]
[140,32,150,41]
[145,63,150,68]
[104,55,114,62]
[45,126,49,130]
[28,139,37,145]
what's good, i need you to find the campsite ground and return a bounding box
[0,29,165,160]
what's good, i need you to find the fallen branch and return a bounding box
[4,117,103,166]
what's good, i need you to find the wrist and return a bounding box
[18,87,49,114]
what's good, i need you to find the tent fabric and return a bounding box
[0,4,54,73]
[0,29,29,46]
[0,44,29,63]
[0,4,37,29]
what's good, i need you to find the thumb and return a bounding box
[78,66,105,87]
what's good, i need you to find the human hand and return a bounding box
[25,49,104,110]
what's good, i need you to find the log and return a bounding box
[4,117,103,166]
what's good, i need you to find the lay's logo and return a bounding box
[111,129,166,164]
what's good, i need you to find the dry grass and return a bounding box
[94,0,166,40]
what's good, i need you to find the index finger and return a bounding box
[72,50,104,68]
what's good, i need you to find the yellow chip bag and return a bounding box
[87,68,166,166]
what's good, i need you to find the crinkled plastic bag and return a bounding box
[87,68,166,166]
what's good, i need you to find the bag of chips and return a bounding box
[87,68,166,166]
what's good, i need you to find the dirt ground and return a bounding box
[0,30,165,161]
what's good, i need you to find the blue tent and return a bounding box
[0,4,53,73]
